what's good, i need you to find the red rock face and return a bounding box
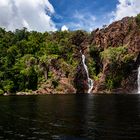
[90,17,140,52]
[88,17,140,93]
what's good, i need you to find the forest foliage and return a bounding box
[0,24,137,94]
[0,28,88,94]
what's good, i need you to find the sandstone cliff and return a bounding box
[86,16,140,93]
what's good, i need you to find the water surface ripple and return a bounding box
[0,94,140,140]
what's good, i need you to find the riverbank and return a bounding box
[2,89,139,96]
[3,91,76,96]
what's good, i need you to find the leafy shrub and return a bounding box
[100,46,127,63]
[0,89,4,95]
[106,78,114,90]
[105,74,123,90]
[136,13,140,25]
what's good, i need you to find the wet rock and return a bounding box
[74,59,89,93]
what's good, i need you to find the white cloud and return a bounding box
[0,0,57,32]
[72,11,96,31]
[112,0,140,21]
[61,25,68,31]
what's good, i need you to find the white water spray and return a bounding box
[138,66,140,93]
[80,51,94,93]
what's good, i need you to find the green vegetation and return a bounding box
[0,26,136,93]
[100,46,127,63]
[136,13,140,25]
[0,28,87,94]
[0,89,4,95]
[100,46,135,90]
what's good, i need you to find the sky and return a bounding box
[0,0,140,32]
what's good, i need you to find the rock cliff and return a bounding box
[87,16,140,93]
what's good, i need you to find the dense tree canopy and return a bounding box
[0,28,88,94]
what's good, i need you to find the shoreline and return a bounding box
[2,91,139,96]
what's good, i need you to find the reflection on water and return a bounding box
[0,94,140,139]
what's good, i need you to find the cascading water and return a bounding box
[138,66,140,93]
[80,51,94,93]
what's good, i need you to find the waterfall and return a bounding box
[138,66,140,93]
[80,51,94,93]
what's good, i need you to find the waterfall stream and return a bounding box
[138,66,140,93]
[80,51,94,93]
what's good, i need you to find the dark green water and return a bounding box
[0,94,140,140]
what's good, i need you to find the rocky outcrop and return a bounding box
[88,16,140,93]
[90,17,139,50]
